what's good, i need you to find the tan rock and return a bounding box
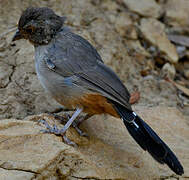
[140,18,179,63]
[123,0,162,18]
[165,0,189,27]
[0,62,13,88]
[101,0,119,11]
[0,107,188,179]
[0,168,34,180]
[0,38,7,52]
[114,12,137,39]
[184,70,189,79]
[161,63,176,79]
[127,40,150,58]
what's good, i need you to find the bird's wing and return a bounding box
[75,62,132,110]
[46,29,131,110]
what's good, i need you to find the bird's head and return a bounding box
[12,7,65,45]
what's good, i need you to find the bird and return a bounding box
[12,7,184,175]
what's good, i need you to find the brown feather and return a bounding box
[74,94,119,117]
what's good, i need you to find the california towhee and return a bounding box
[12,7,184,175]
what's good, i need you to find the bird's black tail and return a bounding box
[111,101,184,175]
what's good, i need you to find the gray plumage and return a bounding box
[34,27,131,110]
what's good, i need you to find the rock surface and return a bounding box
[0,168,34,180]
[165,0,189,27]
[113,12,137,39]
[139,18,179,63]
[184,70,189,80]
[161,63,176,79]
[0,106,188,180]
[123,0,162,18]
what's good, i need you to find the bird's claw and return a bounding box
[39,119,64,135]
[63,135,77,147]
[38,119,77,146]
[52,114,88,137]
[72,122,88,137]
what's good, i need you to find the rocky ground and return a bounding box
[0,0,189,179]
[0,107,188,180]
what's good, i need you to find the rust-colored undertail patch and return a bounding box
[75,94,120,118]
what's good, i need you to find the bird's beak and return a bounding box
[12,29,23,41]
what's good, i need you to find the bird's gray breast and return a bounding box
[34,44,86,107]
[34,45,55,92]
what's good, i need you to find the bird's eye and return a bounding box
[26,28,32,33]
[25,26,35,34]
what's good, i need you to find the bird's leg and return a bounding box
[50,112,92,137]
[74,114,92,127]
[72,114,92,136]
[59,108,83,134]
[39,108,83,146]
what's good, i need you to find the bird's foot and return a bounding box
[39,119,77,147]
[51,113,88,137]
[72,121,88,137]
[46,113,68,123]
